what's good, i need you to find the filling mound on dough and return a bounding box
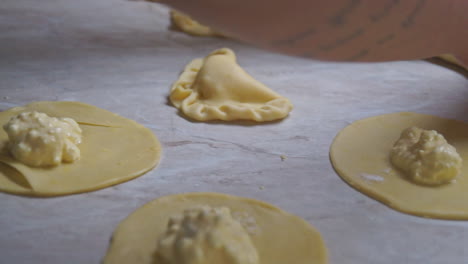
[3,111,82,167]
[390,126,462,185]
[0,101,161,197]
[155,206,259,264]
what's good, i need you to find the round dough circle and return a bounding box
[330,112,468,220]
[103,192,328,264]
[0,101,161,197]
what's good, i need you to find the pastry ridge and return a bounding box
[170,48,293,122]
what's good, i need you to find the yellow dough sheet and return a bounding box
[0,101,162,197]
[103,192,328,264]
[330,112,468,220]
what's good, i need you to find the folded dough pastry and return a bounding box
[170,10,223,37]
[170,48,293,122]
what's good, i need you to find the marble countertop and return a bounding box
[1,0,468,263]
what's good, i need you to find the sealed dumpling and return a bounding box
[170,48,293,122]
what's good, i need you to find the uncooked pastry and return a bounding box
[170,48,293,122]
[170,10,223,37]
[330,112,468,220]
[437,54,467,71]
[103,192,327,264]
[0,101,161,197]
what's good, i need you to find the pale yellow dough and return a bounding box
[103,192,327,264]
[330,112,468,220]
[438,54,467,70]
[170,10,223,37]
[0,101,161,197]
[170,48,293,122]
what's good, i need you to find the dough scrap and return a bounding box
[0,101,161,197]
[330,112,468,220]
[437,54,467,71]
[170,10,223,37]
[170,48,293,122]
[103,192,327,264]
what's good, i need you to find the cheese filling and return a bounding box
[390,126,462,185]
[155,206,259,264]
[3,111,82,167]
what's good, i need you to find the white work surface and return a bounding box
[1,0,468,263]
